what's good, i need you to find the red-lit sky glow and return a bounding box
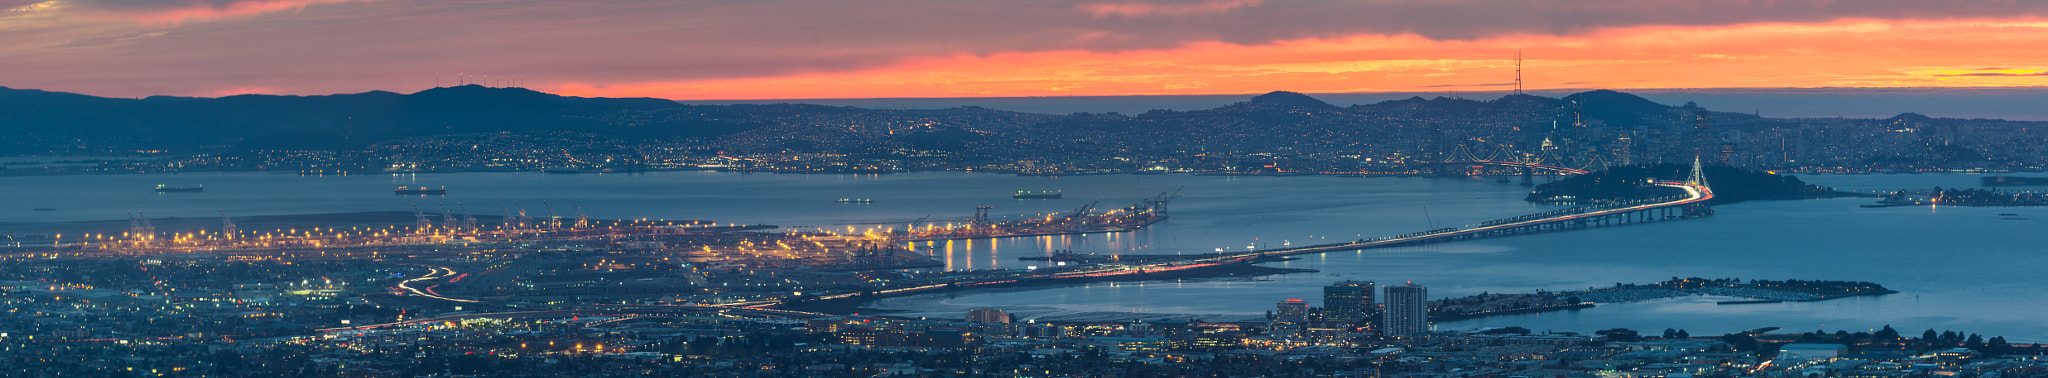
[5,0,2048,100]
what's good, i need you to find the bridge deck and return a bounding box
[1070,181,1712,274]
[1241,181,1709,257]
[384,182,1714,314]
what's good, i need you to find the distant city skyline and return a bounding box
[7,1,2048,100]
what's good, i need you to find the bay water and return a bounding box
[4,170,2044,340]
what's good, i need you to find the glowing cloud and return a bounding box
[1079,0,1265,18]
[209,86,277,96]
[68,0,377,24]
[553,18,2048,100]
[10,0,2048,99]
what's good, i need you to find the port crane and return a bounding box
[1063,201,1098,220]
[542,201,561,230]
[412,204,432,234]
[458,203,478,231]
[498,202,517,231]
[439,203,458,231]
[571,200,590,229]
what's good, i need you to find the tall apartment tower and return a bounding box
[1274,299,1308,324]
[1383,283,1428,339]
[1323,280,1375,322]
[1691,110,1714,163]
[1271,299,1309,336]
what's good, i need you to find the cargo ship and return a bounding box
[154,185,203,193]
[1013,190,1062,199]
[1983,176,2048,187]
[395,186,447,195]
[835,198,874,204]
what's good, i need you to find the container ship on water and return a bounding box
[1013,190,1062,199]
[395,186,447,195]
[154,185,203,193]
[1983,176,2048,187]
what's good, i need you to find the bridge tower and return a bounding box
[1684,156,1715,217]
[1687,156,1710,190]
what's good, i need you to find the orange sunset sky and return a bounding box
[4,0,2048,100]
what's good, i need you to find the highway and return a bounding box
[394,265,484,304]
[316,304,829,334]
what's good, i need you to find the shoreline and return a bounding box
[837,275,1901,324]
[9,159,2046,178]
[0,211,745,239]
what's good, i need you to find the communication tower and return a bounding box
[1514,49,1524,95]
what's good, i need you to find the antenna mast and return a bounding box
[1514,49,1524,95]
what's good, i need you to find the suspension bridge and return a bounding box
[1433,142,1606,185]
[1049,157,1716,278]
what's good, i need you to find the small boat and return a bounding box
[835,198,873,204]
[154,184,203,193]
[395,186,447,195]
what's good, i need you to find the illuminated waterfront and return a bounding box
[8,170,2048,340]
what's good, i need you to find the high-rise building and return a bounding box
[1274,299,1308,324]
[1383,283,1428,339]
[1323,280,1375,322]
[1690,110,1714,162]
[967,308,1010,324]
[1271,299,1308,336]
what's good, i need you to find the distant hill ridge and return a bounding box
[0,85,2020,155]
[1247,91,1338,109]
